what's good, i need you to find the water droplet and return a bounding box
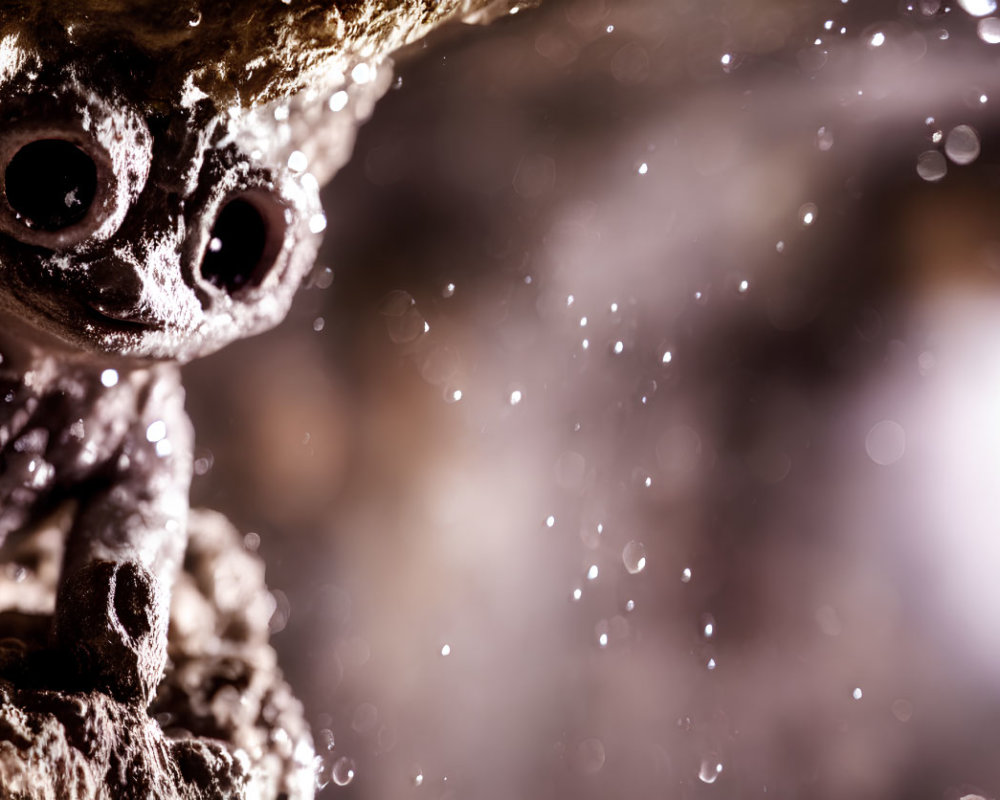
[698,758,724,784]
[444,387,463,403]
[661,349,673,364]
[598,632,609,647]
[891,698,913,721]
[776,240,785,253]
[852,687,863,700]
[351,62,373,84]
[637,162,648,175]
[622,541,647,574]
[380,291,426,343]
[187,10,202,26]
[866,420,906,465]
[509,389,523,405]
[287,150,308,172]
[146,420,167,443]
[737,279,750,293]
[309,213,328,234]
[613,340,624,355]
[587,564,599,580]
[816,126,834,151]
[545,515,556,528]
[442,282,456,298]
[573,737,606,774]
[945,124,981,165]
[707,657,717,670]
[958,0,997,16]
[572,588,583,601]
[916,150,947,182]
[625,599,635,611]
[313,317,325,332]
[329,90,349,112]
[978,16,1000,40]
[100,368,119,388]
[868,30,886,47]
[441,644,451,656]
[799,203,818,226]
[681,567,692,583]
[413,770,424,787]
[702,613,716,639]
[331,756,356,786]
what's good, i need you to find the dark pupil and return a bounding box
[201,198,267,292]
[4,139,97,231]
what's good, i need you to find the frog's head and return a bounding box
[0,0,512,363]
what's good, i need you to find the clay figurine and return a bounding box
[0,1,513,797]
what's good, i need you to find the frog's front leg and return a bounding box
[53,371,193,705]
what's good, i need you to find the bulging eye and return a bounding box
[4,139,97,232]
[200,193,287,293]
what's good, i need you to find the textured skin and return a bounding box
[0,0,505,797]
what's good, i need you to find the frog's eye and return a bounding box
[200,192,288,293]
[5,140,97,232]
[0,130,130,250]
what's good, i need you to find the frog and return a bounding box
[0,1,517,797]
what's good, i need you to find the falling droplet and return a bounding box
[509,389,523,406]
[698,758,724,784]
[331,756,356,786]
[702,613,716,639]
[978,16,1000,41]
[868,30,886,47]
[799,203,818,226]
[852,687,863,700]
[945,124,981,165]
[587,564,599,580]
[681,567,692,583]
[545,515,556,528]
[916,150,947,182]
[441,644,451,656]
[622,541,647,574]
[958,0,997,16]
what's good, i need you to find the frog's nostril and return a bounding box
[4,139,98,232]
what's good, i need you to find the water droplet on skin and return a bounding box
[637,162,648,175]
[916,150,947,182]
[622,541,647,574]
[958,0,997,16]
[509,389,523,406]
[702,614,716,639]
[699,758,724,784]
[978,16,1000,40]
[572,588,583,601]
[545,515,556,528]
[587,564,599,580]
[868,30,886,47]
[737,279,750,293]
[945,124,981,165]
[441,644,451,656]
[866,420,906,465]
[413,770,424,787]
[707,657,717,670]
[442,282,456,298]
[852,687,863,700]
[681,567,692,583]
[331,756,356,786]
[444,387,463,403]
[661,349,673,364]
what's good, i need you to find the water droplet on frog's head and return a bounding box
[331,756,356,786]
[958,0,997,16]
[945,124,981,165]
[916,150,947,182]
[698,757,724,784]
[622,541,647,574]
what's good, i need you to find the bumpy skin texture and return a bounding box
[0,1,503,797]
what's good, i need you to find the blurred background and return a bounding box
[184,0,1000,797]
